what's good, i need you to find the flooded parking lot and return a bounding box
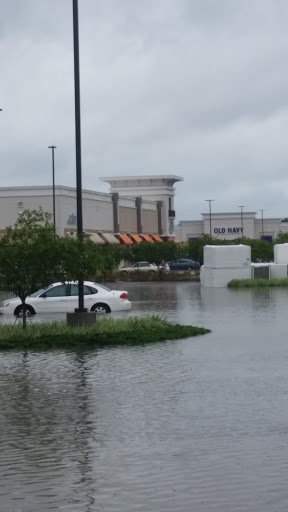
[1,282,288,511]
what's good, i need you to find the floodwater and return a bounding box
[1,282,288,511]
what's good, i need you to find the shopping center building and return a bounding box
[175,212,288,243]
[0,175,183,243]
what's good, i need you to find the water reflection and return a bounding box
[1,283,288,511]
[250,287,287,315]
[0,352,106,510]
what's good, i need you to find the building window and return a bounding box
[67,213,77,226]
[261,235,273,243]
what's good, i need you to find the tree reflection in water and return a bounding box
[0,350,106,511]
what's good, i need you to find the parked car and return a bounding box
[168,258,200,271]
[0,281,131,316]
[119,261,169,273]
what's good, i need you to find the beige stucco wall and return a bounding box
[0,195,55,230]
[203,214,256,239]
[119,206,137,233]
[175,221,204,241]
[0,187,115,236]
[0,185,165,237]
[58,192,113,235]
[142,209,158,234]
[176,216,288,242]
[254,219,288,240]
[274,221,288,238]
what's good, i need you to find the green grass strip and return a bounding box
[228,278,288,288]
[0,315,210,351]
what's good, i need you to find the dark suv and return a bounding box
[169,258,200,271]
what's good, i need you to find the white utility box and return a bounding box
[274,244,288,264]
[204,244,251,269]
[200,265,251,287]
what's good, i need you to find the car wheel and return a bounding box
[91,303,111,314]
[121,270,128,275]
[187,266,192,271]
[148,269,156,274]
[14,304,35,317]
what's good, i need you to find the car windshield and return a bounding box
[29,288,48,297]
[93,282,111,292]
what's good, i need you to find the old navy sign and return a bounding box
[214,227,243,234]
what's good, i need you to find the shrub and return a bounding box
[0,315,211,350]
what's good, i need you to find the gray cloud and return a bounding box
[1,0,288,222]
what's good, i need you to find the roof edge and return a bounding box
[100,175,183,182]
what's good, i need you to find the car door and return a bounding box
[172,259,181,270]
[184,259,195,270]
[179,259,186,270]
[37,284,69,313]
[67,283,98,312]
[186,259,196,270]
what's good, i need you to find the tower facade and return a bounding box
[100,175,183,237]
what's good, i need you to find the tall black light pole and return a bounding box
[205,199,214,237]
[73,0,85,312]
[48,145,57,234]
[260,209,265,238]
[238,205,245,237]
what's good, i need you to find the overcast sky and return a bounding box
[1,0,288,221]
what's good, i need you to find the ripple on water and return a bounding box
[1,283,288,511]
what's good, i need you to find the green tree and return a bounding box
[0,209,65,328]
[96,244,127,280]
[0,209,108,328]
[274,231,288,244]
[58,236,106,282]
[63,232,125,281]
[237,238,273,262]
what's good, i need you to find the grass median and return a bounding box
[0,315,211,351]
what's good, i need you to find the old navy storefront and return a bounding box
[175,212,288,242]
[213,227,243,236]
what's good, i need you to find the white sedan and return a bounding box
[119,261,169,273]
[0,281,131,316]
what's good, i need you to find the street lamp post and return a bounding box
[48,145,57,234]
[238,205,245,237]
[72,0,85,312]
[205,199,214,237]
[260,209,265,238]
